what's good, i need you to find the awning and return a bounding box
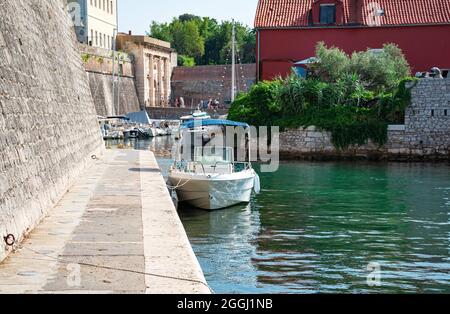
[294,57,319,66]
[181,119,250,129]
[125,110,151,125]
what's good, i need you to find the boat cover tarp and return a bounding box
[125,110,151,125]
[182,119,249,129]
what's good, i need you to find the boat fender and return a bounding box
[254,173,261,194]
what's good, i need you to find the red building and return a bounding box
[255,0,450,81]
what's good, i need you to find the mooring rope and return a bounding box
[15,245,215,294]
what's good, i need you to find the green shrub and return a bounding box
[228,80,282,126]
[229,44,412,149]
[178,54,196,67]
[311,42,411,92]
[376,77,418,124]
[312,42,350,82]
[350,44,411,92]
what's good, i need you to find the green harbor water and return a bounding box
[107,138,450,294]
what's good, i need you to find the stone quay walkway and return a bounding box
[0,150,210,294]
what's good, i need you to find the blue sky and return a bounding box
[118,0,259,34]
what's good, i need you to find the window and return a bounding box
[95,31,98,46]
[103,34,106,48]
[107,1,109,13]
[444,109,448,117]
[431,109,434,117]
[99,32,102,47]
[90,29,94,46]
[320,4,336,24]
[111,1,113,15]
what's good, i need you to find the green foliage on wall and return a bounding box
[229,43,416,149]
[81,53,91,63]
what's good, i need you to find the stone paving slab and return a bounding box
[0,150,210,294]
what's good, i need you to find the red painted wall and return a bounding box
[257,25,450,80]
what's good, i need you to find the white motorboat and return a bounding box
[168,120,260,210]
[180,110,211,124]
[176,110,211,140]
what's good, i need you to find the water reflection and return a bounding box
[179,203,263,294]
[111,138,450,294]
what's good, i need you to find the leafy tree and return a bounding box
[312,42,350,82]
[170,20,204,59]
[311,42,411,93]
[178,14,201,23]
[350,44,411,92]
[148,14,256,66]
[148,21,172,42]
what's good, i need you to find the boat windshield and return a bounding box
[194,147,234,165]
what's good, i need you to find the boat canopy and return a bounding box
[181,119,249,129]
[125,110,151,125]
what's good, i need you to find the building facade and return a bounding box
[255,0,450,81]
[68,0,118,50]
[117,34,177,108]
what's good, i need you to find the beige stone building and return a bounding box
[117,34,177,108]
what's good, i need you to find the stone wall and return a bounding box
[280,126,409,160]
[79,44,140,116]
[87,73,141,116]
[280,79,450,160]
[0,0,104,261]
[171,64,256,107]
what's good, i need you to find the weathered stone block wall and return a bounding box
[280,126,384,159]
[87,72,141,116]
[171,64,256,107]
[280,78,450,160]
[79,44,135,77]
[0,0,104,261]
[78,44,140,116]
[407,78,450,133]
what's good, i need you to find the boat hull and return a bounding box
[169,169,256,210]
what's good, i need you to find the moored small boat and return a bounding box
[168,120,260,210]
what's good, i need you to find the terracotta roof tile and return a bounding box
[255,0,450,28]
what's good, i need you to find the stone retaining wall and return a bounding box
[280,126,450,161]
[78,44,140,116]
[87,72,141,116]
[280,78,450,160]
[0,0,104,261]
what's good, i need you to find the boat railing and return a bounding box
[176,160,206,175]
[175,160,251,175]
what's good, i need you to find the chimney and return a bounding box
[349,0,363,24]
[128,30,132,35]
